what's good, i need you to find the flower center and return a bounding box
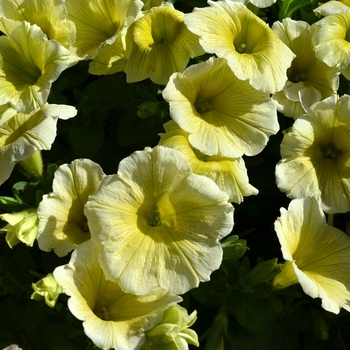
[324,148,337,159]
[195,100,212,114]
[294,72,306,82]
[149,208,162,227]
[237,43,248,53]
[95,306,109,320]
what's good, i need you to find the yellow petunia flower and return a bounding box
[31,273,63,308]
[0,0,76,50]
[184,0,295,93]
[272,18,339,119]
[85,146,234,296]
[66,0,143,60]
[0,20,71,113]
[275,94,350,214]
[273,197,350,314]
[124,5,204,85]
[53,240,181,350]
[158,120,258,203]
[0,104,77,186]
[314,0,350,17]
[162,57,279,158]
[37,159,105,257]
[311,11,350,80]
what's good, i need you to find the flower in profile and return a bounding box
[158,120,258,203]
[31,273,63,308]
[66,0,143,60]
[0,0,76,50]
[141,304,199,349]
[0,208,38,248]
[0,20,71,113]
[314,0,350,17]
[53,240,181,350]
[234,0,276,7]
[37,159,105,257]
[162,57,278,158]
[0,104,77,186]
[275,94,350,214]
[273,197,350,314]
[311,11,350,80]
[272,18,339,119]
[184,0,295,93]
[85,146,234,295]
[124,5,204,85]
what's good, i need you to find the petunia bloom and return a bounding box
[141,304,199,349]
[162,57,278,158]
[0,20,71,113]
[0,208,38,248]
[0,0,76,50]
[66,0,143,60]
[54,240,181,350]
[273,197,350,314]
[184,0,295,93]
[0,104,77,186]
[314,0,350,17]
[158,120,258,203]
[311,11,350,80]
[85,146,234,295]
[272,18,339,119]
[124,5,204,85]
[37,159,105,257]
[275,94,350,214]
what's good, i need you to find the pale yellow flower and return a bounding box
[275,94,350,214]
[314,0,350,17]
[141,304,199,349]
[184,0,295,93]
[85,146,234,295]
[311,11,350,80]
[0,0,76,50]
[0,208,38,248]
[0,104,77,186]
[158,120,258,203]
[0,20,71,113]
[66,0,143,60]
[124,5,204,85]
[37,159,105,257]
[53,240,181,350]
[162,57,278,158]
[272,18,339,119]
[274,197,350,314]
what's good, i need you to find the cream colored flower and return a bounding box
[274,197,350,314]
[53,240,181,350]
[0,208,38,248]
[314,0,350,17]
[0,20,71,113]
[141,304,199,349]
[124,5,204,85]
[37,159,105,257]
[66,0,143,60]
[184,0,295,93]
[311,11,350,80]
[85,146,234,295]
[162,57,278,158]
[0,0,76,49]
[0,104,77,186]
[272,18,339,119]
[158,120,258,203]
[275,94,350,214]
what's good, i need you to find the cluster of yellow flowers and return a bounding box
[2,0,350,348]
